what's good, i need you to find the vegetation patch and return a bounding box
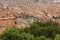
[0,20,60,40]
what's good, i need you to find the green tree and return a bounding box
[23,20,60,39]
[0,27,35,40]
[19,32,34,40]
[0,27,20,40]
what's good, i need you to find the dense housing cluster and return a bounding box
[0,0,60,33]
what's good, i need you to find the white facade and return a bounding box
[53,0,60,2]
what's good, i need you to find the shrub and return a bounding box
[54,34,60,40]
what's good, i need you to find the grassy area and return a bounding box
[22,17,39,23]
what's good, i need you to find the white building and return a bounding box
[53,0,60,2]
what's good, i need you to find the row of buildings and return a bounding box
[0,0,59,5]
